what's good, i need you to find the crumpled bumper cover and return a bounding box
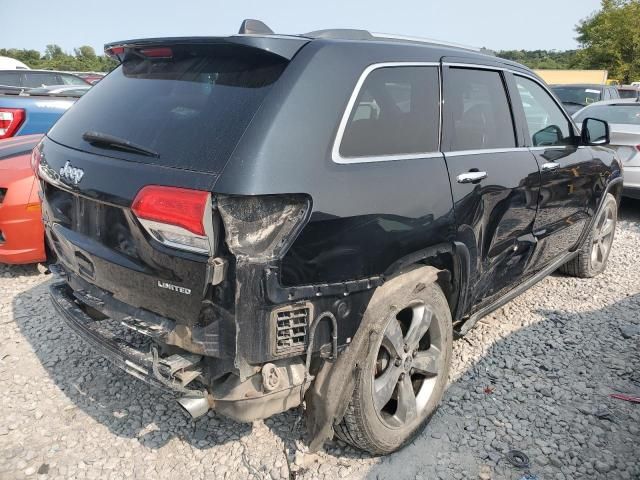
[49,281,199,396]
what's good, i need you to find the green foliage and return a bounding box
[499,1,640,83]
[496,49,584,70]
[0,44,117,73]
[576,0,640,83]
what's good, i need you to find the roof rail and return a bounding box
[371,32,485,52]
[235,20,493,54]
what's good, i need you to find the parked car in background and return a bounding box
[39,22,623,455]
[0,134,45,264]
[574,99,640,199]
[76,72,105,84]
[0,89,80,139]
[617,85,640,100]
[0,56,30,70]
[26,85,91,97]
[0,69,89,89]
[551,84,620,114]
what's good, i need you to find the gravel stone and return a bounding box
[0,203,639,479]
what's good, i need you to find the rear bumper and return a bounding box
[623,166,640,198]
[50,278,308,423]
[0,203,45,264]
[49,280,205,397]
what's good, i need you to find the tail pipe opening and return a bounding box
[176,396,211,419]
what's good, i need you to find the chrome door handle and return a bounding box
[540,162,560,172]
[457,171,488,184]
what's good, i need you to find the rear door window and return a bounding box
[338,66,440,159]
[47,44,288,173]
[23,72,59,87]
[444,68,516,151]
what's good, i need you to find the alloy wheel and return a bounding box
[372,301,443,429]
[591,201,616,271]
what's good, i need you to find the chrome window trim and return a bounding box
[445,147,531,157]
[529,145,586,151]
[332,61,583,165]
[444,62,581,149]
[332,62,441,165]
[441,62,519,153]
[444,62,510,71]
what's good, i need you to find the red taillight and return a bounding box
[105,46,125,57]
[139,47,173,58]
[132,186,209,236]
[636,144,640,152]
[0,108,25,139]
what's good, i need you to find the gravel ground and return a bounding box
[1,199,639,480]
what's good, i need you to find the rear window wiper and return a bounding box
[561,101,586,106]
[82,131,160,158]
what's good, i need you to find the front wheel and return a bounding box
[560,193,617,278]
[335,279,452,454]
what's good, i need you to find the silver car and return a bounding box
[574,99,640,199]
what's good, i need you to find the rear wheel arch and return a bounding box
[305,264,454,452]
[383,242,470,325]
[609,180,623,206]
[334,268,453,454]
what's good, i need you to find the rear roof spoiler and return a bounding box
[105,34,308,62]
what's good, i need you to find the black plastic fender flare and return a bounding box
[305,265,440,451]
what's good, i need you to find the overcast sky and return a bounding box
[4,0,602,54]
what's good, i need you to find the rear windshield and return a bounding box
[48,44,287,172]
[574,104,640,125]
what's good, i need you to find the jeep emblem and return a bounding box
[59,161,84,185]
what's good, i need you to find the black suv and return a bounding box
[37,21,623,455]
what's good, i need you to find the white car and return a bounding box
[574,99,640,199]
[0,56,29,70]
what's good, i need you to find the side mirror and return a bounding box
[532,124,563,147]
[581,117,610,146]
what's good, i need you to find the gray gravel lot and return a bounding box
[1,199,639,480]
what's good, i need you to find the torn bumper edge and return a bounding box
[49,281,205,398]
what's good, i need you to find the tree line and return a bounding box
[498,0,639,83]
[0,45,117,72]
[2,1,638,81]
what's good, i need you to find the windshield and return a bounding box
[618,89,639,99]
[48,44,288,173]
[552,86,602,106]
[574,104,640,125]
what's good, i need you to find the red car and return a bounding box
[0,134,45,264]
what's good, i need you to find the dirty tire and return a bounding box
[560,193,617,278]
[335,279,452,455]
